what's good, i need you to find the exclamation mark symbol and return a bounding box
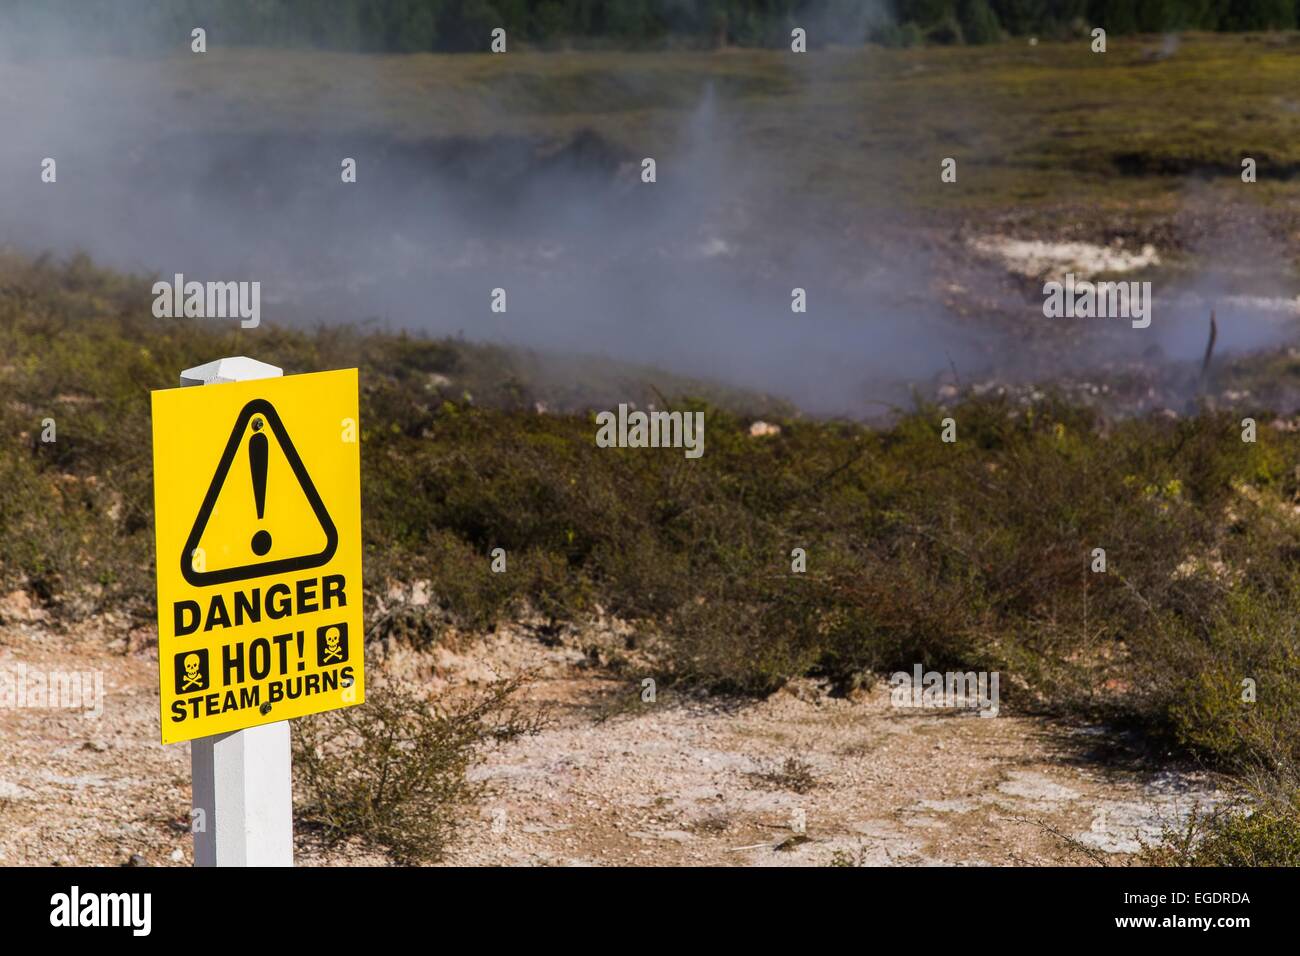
[249,417,272,556]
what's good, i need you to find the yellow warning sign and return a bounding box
[151,368,364,744]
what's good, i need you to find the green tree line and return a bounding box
[1,0,1298,51]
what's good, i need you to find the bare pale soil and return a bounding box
[0,592,1223,868]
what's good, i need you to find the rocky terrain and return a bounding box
[0,592,1224,867]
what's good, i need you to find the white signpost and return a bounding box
[181,356,294,867]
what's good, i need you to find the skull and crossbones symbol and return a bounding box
[181,653,204,690]
[321,629,343,663]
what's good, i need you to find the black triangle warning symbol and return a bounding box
[181,398,338,587]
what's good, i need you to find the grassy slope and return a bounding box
[4,250,1300,777]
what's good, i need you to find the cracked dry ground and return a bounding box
[0,609,1223,867]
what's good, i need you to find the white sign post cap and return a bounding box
[180,356,283,387]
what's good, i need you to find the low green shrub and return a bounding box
[292,679,540,863]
